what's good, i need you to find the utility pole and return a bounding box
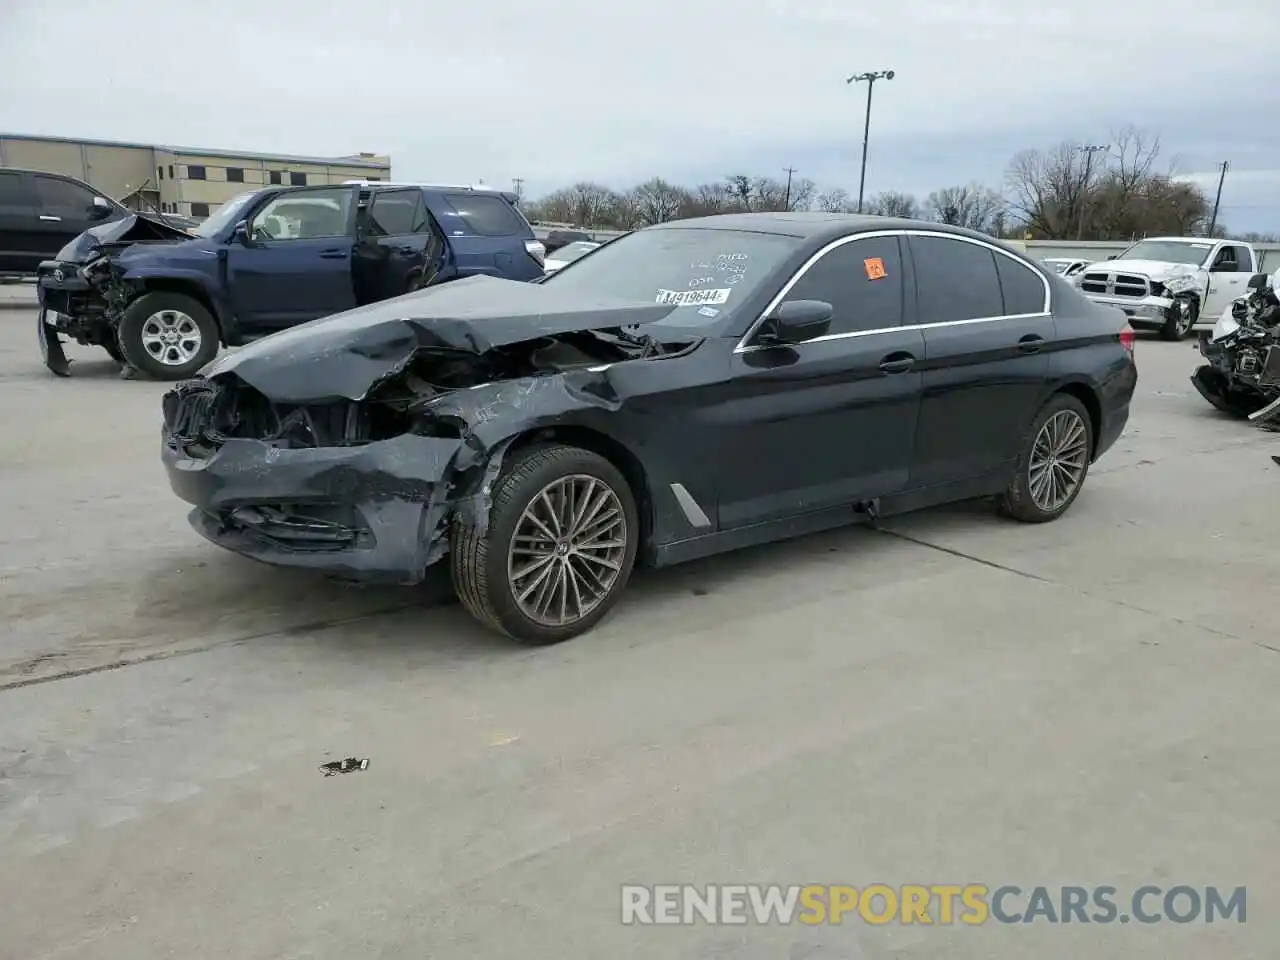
[1075,143,1110,240]
[782,167,796,210]
[1208,161,1228,237]
[847,69,895,214]
[512,177,524,205]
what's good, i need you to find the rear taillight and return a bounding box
[524,240,546,267]
[1119,324,1135,354]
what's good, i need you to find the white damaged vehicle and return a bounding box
[1074,237,1259,341]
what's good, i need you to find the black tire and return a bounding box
[1159,294,1198,341]
[116,292,220,381]
[997,393,1094,523]
[450,444,639,644]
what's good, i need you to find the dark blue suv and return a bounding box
[36,182,547,380]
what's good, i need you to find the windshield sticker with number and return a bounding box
[656,288,732,307]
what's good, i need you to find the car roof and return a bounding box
[647,211,1015,248]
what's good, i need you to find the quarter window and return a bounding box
[779,235,905,335]
[443,193,526,236]
[910,235,1004,324]
[994,253,1048,316]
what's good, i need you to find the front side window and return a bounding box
[250,188,353,240]
[31,175,98,217]
[994,252,1048,315]
[781,235,905,335]
[192,190,258,238]
[541,226,802,332]
[910,235,1004,323]
[0,171,31,208]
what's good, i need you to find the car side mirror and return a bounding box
[760,300,834,345]
[1105,255,1117,260]
[89,196,113,221]
[233,220,252,245]
[1247,273,1269,290]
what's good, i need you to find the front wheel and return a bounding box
[1160,295,1198,341]
[116,292,220,380]
[450,444,639,644]
[997,394,1094,523]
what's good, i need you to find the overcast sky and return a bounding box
[2,0,1278,231]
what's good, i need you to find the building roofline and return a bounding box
[0,132,390,169]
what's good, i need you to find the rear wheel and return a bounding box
[450,444,639,644]
[116,292,220,381]
[997,394,1094,523]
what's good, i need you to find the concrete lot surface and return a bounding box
[1,295,1278,959]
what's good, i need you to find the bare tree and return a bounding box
[816,188,855,213]
[865,190,919,219]
[681,182,737,217]
[628,178,690,225]
[564,181,620,228]
[924,184,1005,233]
[725,174,755,211]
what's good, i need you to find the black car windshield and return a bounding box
[540,227,802,331]
[1118,240,1213,266]
[192,191,259,239]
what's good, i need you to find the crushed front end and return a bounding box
[161,373,471,584]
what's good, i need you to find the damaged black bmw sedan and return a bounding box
[161,213,1137,644]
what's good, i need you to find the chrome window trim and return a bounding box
[733,228,1053,355]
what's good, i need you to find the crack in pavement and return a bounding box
[876,526,1275,657]
[0,601,430,694]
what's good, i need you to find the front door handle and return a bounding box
[318,249,349,259]
[1017,334,1045,354]
[878,352,916,374]
[39,215,62,222]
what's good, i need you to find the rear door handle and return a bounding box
[39,215,62,222]
[878,352,916,374]
[318,249,348,259]
[1017,334,1045,354]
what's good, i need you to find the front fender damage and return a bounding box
[167,310,682,582]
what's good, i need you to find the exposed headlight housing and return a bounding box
[1163,273,1200,295]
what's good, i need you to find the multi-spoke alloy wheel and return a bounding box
[117,292,219,380]
[997,394,1094,524]
[1027,409,1089,513]
[141,310,203,367]
[507,474,627,627]
[450,445,639,644]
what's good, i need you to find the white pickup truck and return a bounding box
[1074,237,1260,341]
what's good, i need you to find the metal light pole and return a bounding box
[1075,143,1110,240]
[1208,161,1228,237]
[847,69,895,214]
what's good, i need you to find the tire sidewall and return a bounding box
[1163,295,1198,340]
[1014,395,1094,521]
[117,292,220,380]
[482,448,639,643]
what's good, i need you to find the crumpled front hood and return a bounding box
[1092,259,1205,281]
[55,214,196,263]
[203,275,679,404]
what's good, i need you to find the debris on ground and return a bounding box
[320,758,369,776]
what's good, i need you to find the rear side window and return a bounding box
[994,253,1048,316]
[0,171,32,208]
[910,235,1003,324]
[443,193,527,236]
[367,190,428,236]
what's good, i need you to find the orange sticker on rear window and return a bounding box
[864,257,887,280]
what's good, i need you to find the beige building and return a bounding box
[0,133,391,220]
